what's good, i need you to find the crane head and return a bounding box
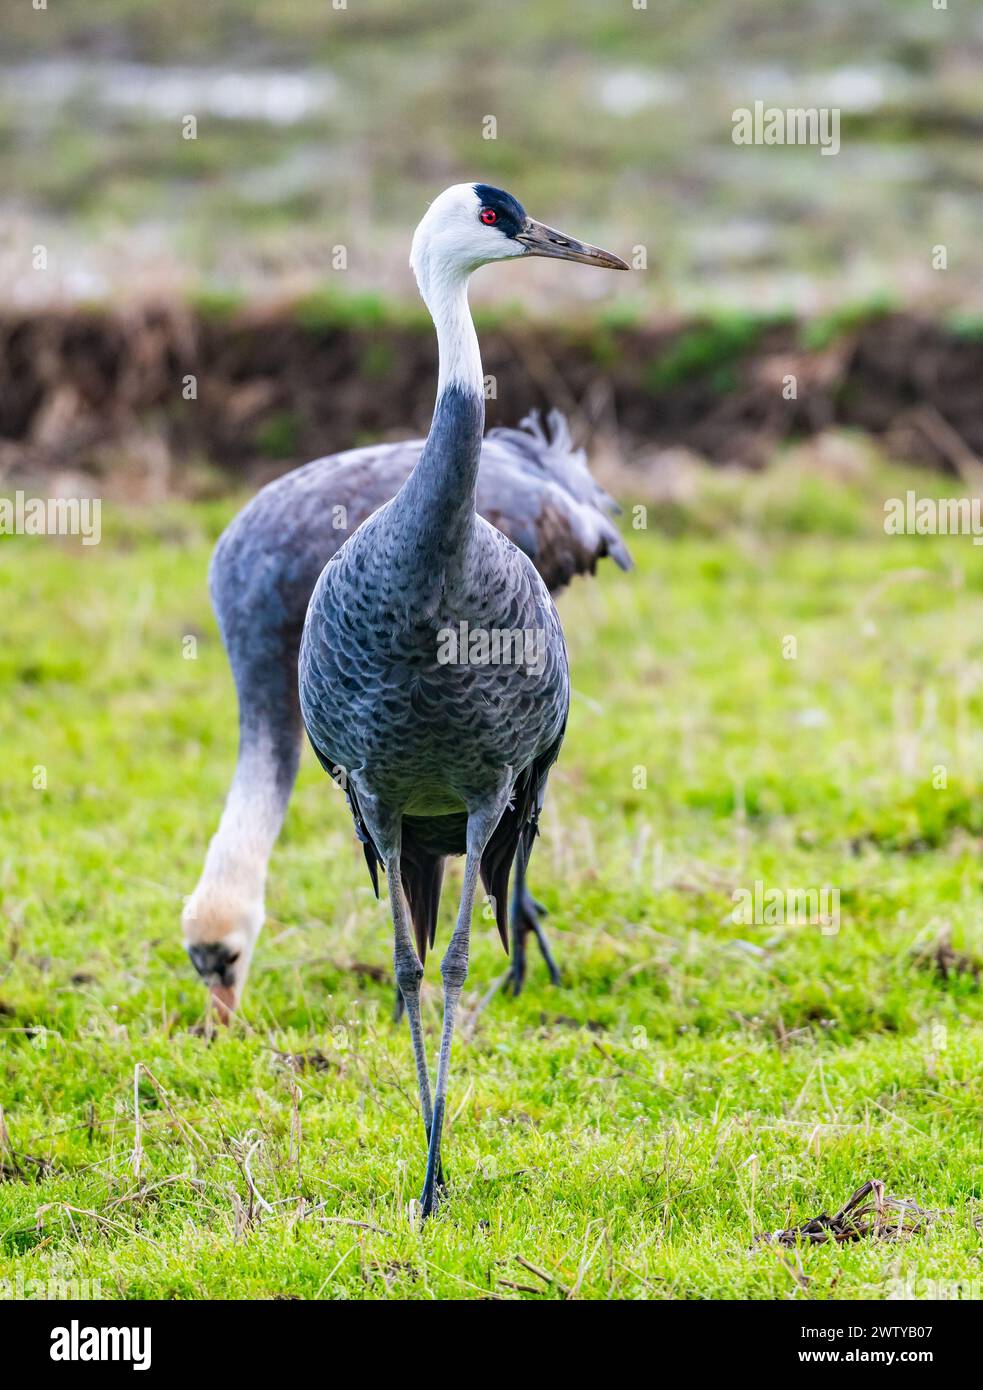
[410,183,629,298]
[182,886,263,1022]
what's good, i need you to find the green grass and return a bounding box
[0,455,981,1299]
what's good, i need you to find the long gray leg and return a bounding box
[385,855,435,1140]
[508,846,528,995]
[420,779,512,1218]
[356,789,441,1181]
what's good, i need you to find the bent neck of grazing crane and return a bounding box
[397,265,485,551]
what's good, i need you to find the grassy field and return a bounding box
[0,447,981,1300]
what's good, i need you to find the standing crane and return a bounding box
[298,184,627,1216]
[185,420,631,1020]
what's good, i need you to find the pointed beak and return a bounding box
[187,942,241,1024]
[209,983,238,1024]
[515,218,629,271]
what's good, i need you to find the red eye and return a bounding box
[479,207,498,225]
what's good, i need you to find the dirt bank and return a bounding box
[1,304,980,494]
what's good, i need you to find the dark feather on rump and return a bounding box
[477,728,564,953]
[400,844,445,962]
[342,728,565,963]
[398,815,463,960]
[308,745,384,898]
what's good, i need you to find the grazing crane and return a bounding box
[185,421,631,1019]
[298,183,627,1216]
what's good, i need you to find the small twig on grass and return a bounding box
[286,1197,393,1237]
[755,1178,947,1248]
[241,1134,273,1216]
[106,1175,208,1210]
[129,1061,209,1182]
[131,1064,142,1178]
[35,1202,166,1252]
[229,1185,248,1242]
[514,1254,571,1297]
[566,1227,605,1300]
[323,1216,391,1236]
[223,1129,274,1224]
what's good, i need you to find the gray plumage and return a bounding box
[185,410,630,1011]
[212,412,628,790]
[299,389,573,961]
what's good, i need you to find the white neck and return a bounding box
[418,262,483,399]
[196,739,286,905]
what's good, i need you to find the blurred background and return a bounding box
[1,0,982,490]
[5,0,983,310]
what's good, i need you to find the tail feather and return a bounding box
[487,408,622,518]
[334,745,562,968]
[478,728,564,956]
[601,525,634,572]
[485,410,633,587]
[400,851,445,964]
[479,812,535,956]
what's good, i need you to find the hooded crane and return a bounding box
[298,183,627,1216]
[184,413,631,1020]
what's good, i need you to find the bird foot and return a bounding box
[419,1101,449,1220]
[419,1188,438,1220]
[508,890,561,996]
[419,1170,448,1221]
